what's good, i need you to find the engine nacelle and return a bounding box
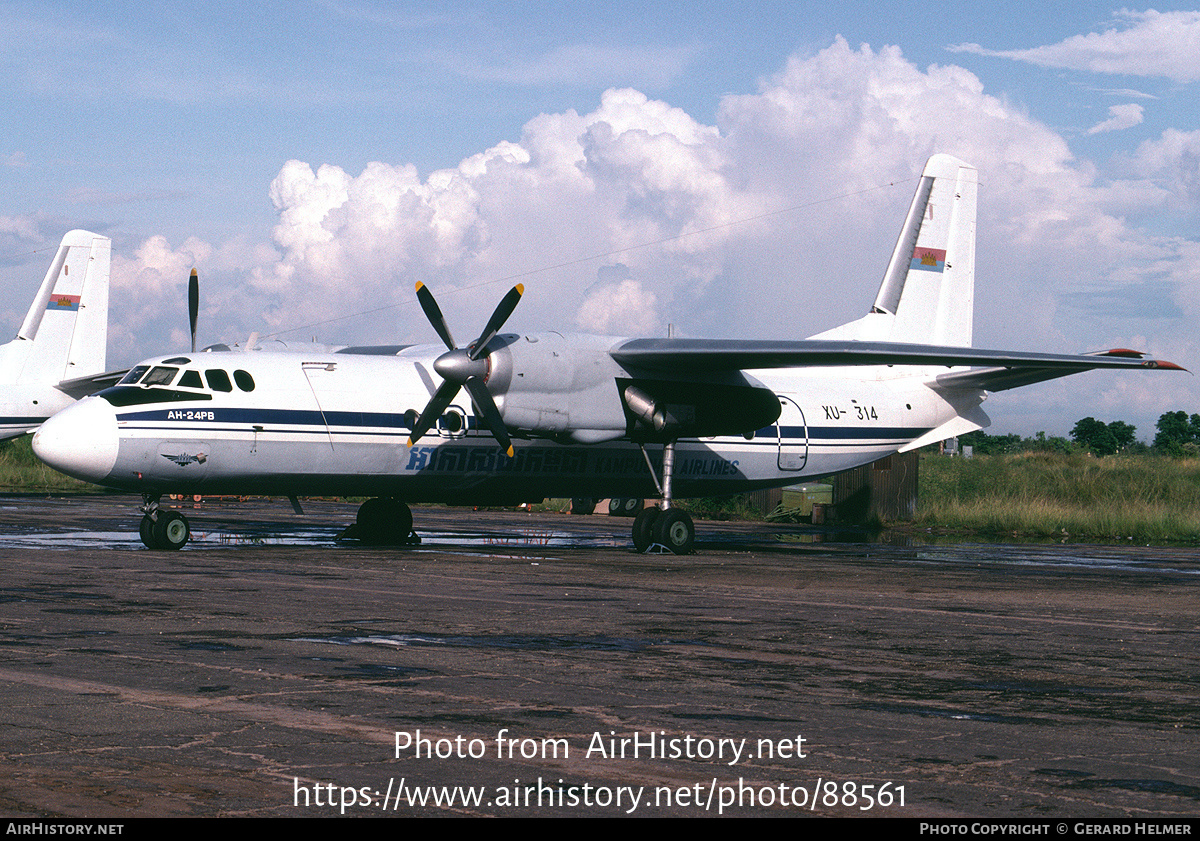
[484,332,630,442]
[483,332,781,443]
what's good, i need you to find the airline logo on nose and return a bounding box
[162,452,208,467]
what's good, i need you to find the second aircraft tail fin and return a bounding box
[9,230,111,386]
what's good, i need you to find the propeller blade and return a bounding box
[415,281,457,351]
[464,377,513,457]
[409,282,524,454]
[406,379,459,448]
[468,283,523,361]
[188,268,199,353]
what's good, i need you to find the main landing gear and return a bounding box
[340,497,421,545]
[632,440,695,555]
[139,494,190,550]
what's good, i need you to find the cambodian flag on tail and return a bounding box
[910,246,946,273]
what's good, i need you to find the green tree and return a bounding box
[1071,417,1119,455]
[1153,411,1200,454]
[1108,421,1137,451]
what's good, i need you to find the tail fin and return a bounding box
[8,230,111,385]
[811,154,978,346]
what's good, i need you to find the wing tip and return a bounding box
[1095,348,1187,372]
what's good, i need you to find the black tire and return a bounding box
[152,511,190,550]
[139,515,159,549]
[632,507,660,552]
[623,497,643,515]
[356,498,413,544]
[570,497,595,515]
[652,509,694,555]
[608,497,623,515]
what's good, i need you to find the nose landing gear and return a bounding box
[339,497,421,545]
[139,495,191,550]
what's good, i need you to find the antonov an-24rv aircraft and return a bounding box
[32,155,1183,552]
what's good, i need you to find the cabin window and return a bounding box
[142,366,179,387]
[178,370,203,389]
[205,369,233,392]
[234,370,255,392]
[118,366,150,385]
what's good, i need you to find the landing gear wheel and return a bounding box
[570,497,596,515]
[356,498,414,544]
[609,497,645,517]
[151,511,190,550]
[139,514,158,549]
[632,507,660,553]
[652,509,694,555]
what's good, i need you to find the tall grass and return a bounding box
[0,435,95,492]
[917,451,1200,542]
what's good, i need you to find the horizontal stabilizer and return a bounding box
[898,404,991,453]
[55,368,129,400]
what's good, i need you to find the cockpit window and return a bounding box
[205,369,233,392]
[234,369,255,392]
[177,370,203,389]
[142,366,179,387]
[118,365,150,385]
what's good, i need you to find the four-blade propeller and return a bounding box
[406,282,524,457]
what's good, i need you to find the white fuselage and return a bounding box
[32,335,977,502]
[0,340,80,440]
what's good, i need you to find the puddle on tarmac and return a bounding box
[0,513,1197,577]
[0,523,623,554]
[292,631,674,653]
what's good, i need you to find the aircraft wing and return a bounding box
[55,369,129,400]
[610,339,1184,381]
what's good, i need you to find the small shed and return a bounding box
[828,450,919,523]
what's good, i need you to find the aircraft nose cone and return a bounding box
[32,397,119,483]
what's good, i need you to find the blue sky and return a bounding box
[3,1,1199,438]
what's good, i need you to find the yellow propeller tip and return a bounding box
[515,283,524,294]
[405,438,414,448]
[505,446,515,458]
[415,281,425,292]
[190,268,198,277]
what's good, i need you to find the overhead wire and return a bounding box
[259,175,916,340]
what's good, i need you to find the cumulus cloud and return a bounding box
[100,35,1199,436]
[1088,103,1144,135]
[949,10,1200,82]
[1125,128,1200,205]
[575,267,659,335]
